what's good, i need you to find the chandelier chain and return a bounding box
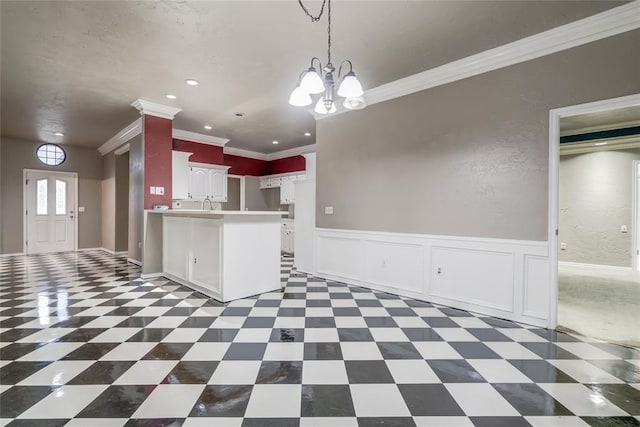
[296,0,327,22]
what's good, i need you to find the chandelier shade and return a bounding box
[289,85,313,106]
[314,97,337,114]
[300,68,325,94]
[337,71,364,98]
[343,96,366,110]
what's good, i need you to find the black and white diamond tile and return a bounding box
[1,251,639,426]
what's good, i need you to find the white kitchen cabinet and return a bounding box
[172,151,192,200]
[189,218,221,293]
[162,215,221,297]
[188,164,230,202]
[162,216,191,281]
[280,178,295,204]
[281,220,295,253]
[189,167,210,200]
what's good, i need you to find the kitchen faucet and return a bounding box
[201,197,214,210]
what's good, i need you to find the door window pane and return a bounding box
[56,180,66,215]
[36,179,48,215]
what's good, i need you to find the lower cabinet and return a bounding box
[281,220,295,253]
[163,216,221,297]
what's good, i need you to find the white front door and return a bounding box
[25,170,77,254]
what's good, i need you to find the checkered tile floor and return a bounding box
[1,251,639,427]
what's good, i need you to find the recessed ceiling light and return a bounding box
[594,142,608,146]
[272,140,279,145]
[185,79,199,86]
[304,132,311,136]
[166,94,177,100]
[235,113,244,117]
[54,132,64,137]
[204,125,212,130]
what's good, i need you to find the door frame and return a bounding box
[229,174,246,211]
[23,169,79,254]
[547,93,640,329]
[634,160,640,272]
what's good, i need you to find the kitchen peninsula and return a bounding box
[141,210,285,302]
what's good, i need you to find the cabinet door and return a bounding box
[189,167,209,200]
[172,152,191,200]
[163,216,190,281]
[288,230,295,253]
[281,228,287,252]
[209,168,228,202]
[189,218,221,294]
[280,179,294,204]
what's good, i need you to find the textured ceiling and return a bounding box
[0,1,625,153]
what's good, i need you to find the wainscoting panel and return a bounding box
[314,228,551,327]
[430,247,514,312]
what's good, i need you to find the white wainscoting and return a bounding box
[314,228,550,327]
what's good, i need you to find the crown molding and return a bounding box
[131,99,182,120]
[316,1,640,120]
[560,119,640,137]
[267,144,317,161]
[560,135,640,155]
[224,146,269,161]
[173,129,230,147]
[98,118,142,155]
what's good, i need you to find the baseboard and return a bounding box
[559,261,632,272]
[314,227,551,327]
[0,252,24,257]
[76,247,103,252]
[99,247,128,256]
[140,272,163,280]
[127,258,142,266]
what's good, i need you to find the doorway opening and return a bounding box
[224,175,245,211]
[23,169,78,254]
[549,95,640,348]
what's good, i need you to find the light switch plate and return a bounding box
[78,207,85,213]
[157,186,164,195]
[325,206,334,214]
[150,186,157,195]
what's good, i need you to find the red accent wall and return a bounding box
[224,154,269,176]
[173,139,224,164]
[268,156,306,175]
[144,115,173,209]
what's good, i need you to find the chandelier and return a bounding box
[289,0,366,114]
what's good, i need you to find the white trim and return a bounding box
[228,174,247,211]
[98,119,142,156]
[558,261,633,272]
[76,247,103,252]
[0,252,25,257]
[313,228,549,327]
[224,146,268,161]
[634,160,640,272]
[223,144,317,161]
[559,135,640,155]
[548,93,640,330]
[23,169,79,255]
[561,119,640,136]
[173,129,230,147]
[316,1,640,120]
[114,144,130,156]
[128,258,142,266]
[131,99,182,120]
[99,247,128,256]
[189,162,231,171]
[141,272,163,280]
[267,144,317,161]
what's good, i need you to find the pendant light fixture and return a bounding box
[289,0,366,113]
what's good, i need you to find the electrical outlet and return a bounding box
[381,259,387,268]
[621,225,628,233]
[324,206,334,214]
[561,242,567,250]
[436,267,443,276]
[157,186,164,195]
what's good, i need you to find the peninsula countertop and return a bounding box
[145,209,288,216]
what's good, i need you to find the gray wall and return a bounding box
[559,148,640,267]
[223,177,241,210]
[316,30,640,241]
[115,152,129,252]
[1,137,103,253]
[102,152,129,252]
[128,136,144,262]
[102,153,117,251]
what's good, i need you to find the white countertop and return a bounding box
[145,209,287,216]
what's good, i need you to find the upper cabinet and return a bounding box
[172,151,193,200]
[280,178,295,205]
[189,164,230,202]
[259,173,306,205]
